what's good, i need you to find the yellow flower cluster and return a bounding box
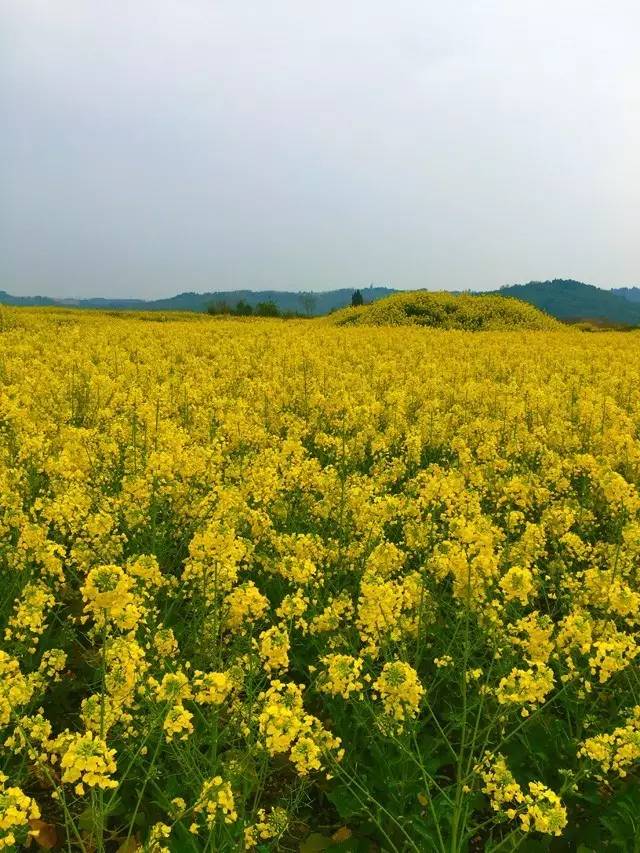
[5,582,55,652]
[258,624,290,673]
[56,732,118,796]
[500,566,535,604]
[580,706,640,777]
[257,680,342,774]
[163,705,194,742]
[372,661,424,725]
[0,652,33,727]
[520,783,568,836]
[81,564,141,633]
[318,654,365,699]
[193,670,232,705]
[0,774,41,850]
[479,755,567,836]
[192,776,237,829]
[496,663,555,715]
[244,806,289,849]
[147,822,172,853]
[223,581,269,630]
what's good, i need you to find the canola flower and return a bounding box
[258,624,290,673]
[192,776,237,829]
[479,756,568,836]
[318,653,366,699]
[56,731,118,796]
[1,308,640,849]
[372,661,424,725]
[244,806,289,849]
[0,774,41,850]
[580,705,640,777]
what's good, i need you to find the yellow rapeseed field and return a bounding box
[1,307,639,851]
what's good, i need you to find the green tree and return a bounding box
[206,300,230,315]
[234,299,253,316]
[351,289,364,307]
[299,292,317,316]
[255,301,280,317]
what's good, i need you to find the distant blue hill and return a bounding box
[490,279,640,326]
[612,286,640,304]
[2,280,640,325]
[0,286,396,316]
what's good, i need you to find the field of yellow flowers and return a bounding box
[1,307,640,852]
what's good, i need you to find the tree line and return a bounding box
[206,289,366,318]
[206,299,310,318]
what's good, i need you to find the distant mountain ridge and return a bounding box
[612,287,640,304]
[492,279,640,326]
[0,286,396,316]
[2,280,640,325]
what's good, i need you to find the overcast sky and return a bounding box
[1,1,639,298]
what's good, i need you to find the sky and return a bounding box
[1,1,639,299]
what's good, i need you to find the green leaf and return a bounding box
[326,838,373,852]
[300,833,333,853]
[326,786,363,821]
[78,807,97,833]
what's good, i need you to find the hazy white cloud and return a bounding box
[1,0,639,297]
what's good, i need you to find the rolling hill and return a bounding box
[612,286,640,303]
[329,291,560,330]
[0,286,395,316]
[2,280,640,325]
[493,280,640,325]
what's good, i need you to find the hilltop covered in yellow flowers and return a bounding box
[1,307,639,851]
[329,289,561,329]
